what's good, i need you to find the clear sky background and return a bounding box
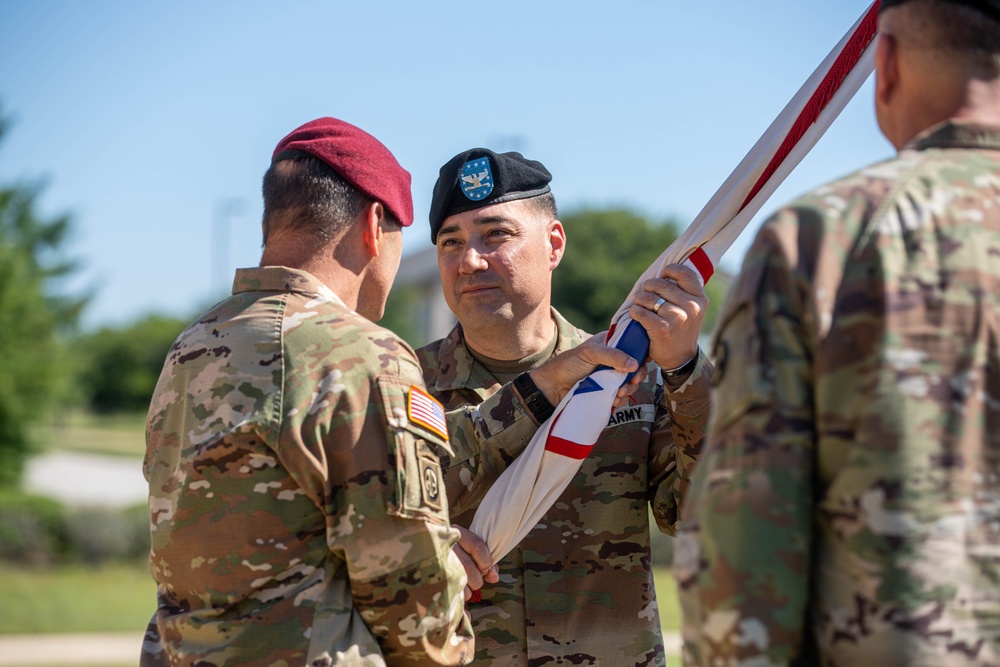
[0,0,890,330]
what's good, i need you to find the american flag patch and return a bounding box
[408,386,448,440]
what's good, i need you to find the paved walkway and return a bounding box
[0,632,140,666]
[0,631,681,665]
[24,451,147,508]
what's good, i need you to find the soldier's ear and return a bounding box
[360,202,385,258]
[875,32,902,148]
[548,219,566,270]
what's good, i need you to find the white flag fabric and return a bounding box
[469,2,882,563]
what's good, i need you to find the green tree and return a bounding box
[0,109,86,487]
[379,284,425,348]
[73,314,189,414]
[552,207,728,338]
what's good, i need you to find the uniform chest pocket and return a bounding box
[376,376,455,525]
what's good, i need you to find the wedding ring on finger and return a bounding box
[652,297,667,315]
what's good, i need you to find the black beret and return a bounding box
[880,0,1000,21]
[429,148,552,243]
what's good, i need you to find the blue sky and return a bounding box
[0,0,889,329]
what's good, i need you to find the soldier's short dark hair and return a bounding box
[529,192,558,222]
[261,155,398,247]
[906,0,1000,77]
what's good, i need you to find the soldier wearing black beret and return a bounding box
[415,144,715,664]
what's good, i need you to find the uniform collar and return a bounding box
[906,120,1000,153]
[432,307,588,392]
[231,266,346,307]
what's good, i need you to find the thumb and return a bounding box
[579,342,639,375]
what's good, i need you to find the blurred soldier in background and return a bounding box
[677,1,1000,664]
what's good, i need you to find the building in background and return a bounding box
[392,247,456,347]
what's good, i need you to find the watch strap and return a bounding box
[513,372,555,423]
[662,353,698,379]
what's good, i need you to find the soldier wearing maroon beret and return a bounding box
[140,119,642,666]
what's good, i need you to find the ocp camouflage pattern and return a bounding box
[677,122,1000,666]
[419,308,712,666]
[141,266,475,667]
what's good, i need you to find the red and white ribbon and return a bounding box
[470,2,881,562]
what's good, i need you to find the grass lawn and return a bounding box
[0,561,154,634]
[653,565,680,632]
[28,411,147,459]
[1,562,680,635]
[0,564,684,667]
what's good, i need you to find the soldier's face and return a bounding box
[436,199,565,333]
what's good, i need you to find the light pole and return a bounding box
[212,198,246,296]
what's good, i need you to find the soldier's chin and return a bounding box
[460,303,515,328]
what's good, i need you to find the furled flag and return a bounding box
[469,1,882,563]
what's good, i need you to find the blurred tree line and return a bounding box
[0,109,85,488]
[0,103,728,492]
[0,108,191,489]
[551,207,727,335]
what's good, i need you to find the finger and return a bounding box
[618,364,648,391]
[455,525,496,586]
[640,279,704,312]
[584,344,640,374]
[452,542,484,591]
[629,303,668,331]
[578,331,640,373]
[658,263,706,295]
[615,381,641,405]
[631,291,697,330]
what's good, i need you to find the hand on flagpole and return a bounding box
[629,264,707,375]
[453,524,498,601]
[530,334,643,407]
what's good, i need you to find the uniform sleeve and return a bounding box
[343,368,475,666]
[674,214,816,666]
[296,335,474,666]
[441,383,539,519]
[649,351,713,534]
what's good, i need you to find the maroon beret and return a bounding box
[271,117,413,227]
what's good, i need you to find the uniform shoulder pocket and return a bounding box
[376,376,454,525]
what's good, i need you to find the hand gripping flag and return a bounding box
[469,2,882,563]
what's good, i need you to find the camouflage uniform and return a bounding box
[676,122,1000,666]
[142,266,529,667]
[417,308,712,666]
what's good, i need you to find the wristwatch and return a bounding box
[513,372,556,423]
[662,353,698,379]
